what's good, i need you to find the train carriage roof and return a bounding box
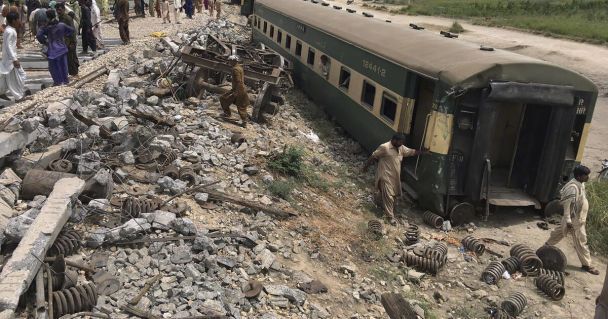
[256,0,597,93]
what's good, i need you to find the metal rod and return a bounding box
[507,104,527,187]
[44,257,95,273]
[45,264,53,319]
[415,113,432,176]
[35,268,47,319]
[129,274,162,305]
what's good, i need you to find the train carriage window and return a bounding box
[270,26,275,38]
[381,93,398,122]
[361,80,376,108]
[295,41,302,56]
[286,35,292,49]
[320,55,330,79]
[277,30,283,44]
[339,67,350,90]
[307,48,316,65]
[263,21,267,33]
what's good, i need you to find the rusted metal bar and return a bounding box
[71,109,112,139]
[44,257,95,273]
[35,268,47,319]
[121,304,161,319]
[129,274,162,305]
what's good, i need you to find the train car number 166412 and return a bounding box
[362,59,387,78]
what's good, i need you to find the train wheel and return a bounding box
[449,202,475,226]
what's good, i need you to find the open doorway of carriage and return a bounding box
[402,77,434,177]
[466,87,575,219]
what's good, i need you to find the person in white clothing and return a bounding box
[0,12,26,102]
[172,0,180,23]
[90,0,103,48]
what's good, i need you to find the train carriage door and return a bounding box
[404,78,435,176]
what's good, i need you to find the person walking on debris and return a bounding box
[161,0,170,23]
[545,165,600,275]
[195,0,201,14]
[0,11,26,101]
[56,3,78,77]
[363,134,427,225]
[115,0,129,44]
[214,0,220,18]
[220,55,250,128]
[36,9,74,86]
[183,0,193,18]
[79,0,96,53]
[90,0,103,49]
[208,0,214,18]
[172,0,180,23]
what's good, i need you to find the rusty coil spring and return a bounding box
[481,261,506,285]
[492,309,515,319]
[424,242,448,265]
[136,150,155,164]
[500,292,527,317]
[404,253,442,274]
[538,268,565,285]
[48,230,81,257]
[501,256,521,274]
[51,268,79,291]
[182,135,195,146]
[422,211,444,229]
[404,224,420,245]
[179,166,196,184]
[510,244,543,276]
[461,235,486,255]
[535,274,565,301]
[121,196,161,221]
[367,219,383,240]
[49,282,98,319]
[157,150,178,167]
[163,165,180,179]
[48,159,73,173]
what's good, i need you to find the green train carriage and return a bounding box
[251,0,598,220]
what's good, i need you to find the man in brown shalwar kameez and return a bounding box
[364,134,424,225]
[116,0,129,44]
[219,55,250,128]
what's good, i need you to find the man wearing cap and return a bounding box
[220,55,250,128]
[545,165,600,275]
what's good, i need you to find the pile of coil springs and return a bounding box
[404,224,420,245]
[49,282,98,318]
[404,242,448,274]
[422,211,444,229]
[121,195,162,222]
[461,235,485,255]
[510,244,543,276]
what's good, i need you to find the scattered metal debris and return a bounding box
[422,211,444,229]
[461,235,486,256]
[510,244,543,276]
[500,292,527,317]
[48,282,98,318]
[367,219,384,240]
[403,252,443,274]
[535,274,565,301]
[538,268,565,285]
[501,256,520,274]
[47,230,82,257]
[481,261,506,285]
[404,224,420,245]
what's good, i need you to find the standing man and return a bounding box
[56,3,78,77]
[115,0,129,44]
[161,0,170,23]
[171,0,180,23]
[545,165,600,275]
[219,55,250,128]
[79,0,96,53]
[214,0,219,18]
[0,11,26,101]
[194,0,201,14]
[363,134,425,225]
[132,0,141,16]
[90,0,103,49]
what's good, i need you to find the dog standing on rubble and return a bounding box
[220,55,250,128]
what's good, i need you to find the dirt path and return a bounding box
[328,0,608,174]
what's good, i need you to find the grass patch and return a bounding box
[390,0,608,43]
[449,20,465,33]
[268,146,305,177]
[586,181,608,255]
[267,179,296,200]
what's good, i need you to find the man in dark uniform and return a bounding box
[115,0,129,44]
[79,0,96,54]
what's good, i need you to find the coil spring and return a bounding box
[182,135,195,146]
[121,196,161,221]
[422,211,444,229]
[163,165,180,179]
[501,256,520,274]
[48,230,81,257]
[367,219,383,240]
[538,268,565,285]
[404,253,442,274]
[510,244,543,276]
[461,236,486,255]
[404,224,420,245]
[535,274,565,301]
[48,159,73,173]
[500,292,527,317]
[157,150,178,167]
[51,269,79,291]
[49,282,98,319]
[179,166,196,184]
[481,261,506,285]
[424,242,448,265]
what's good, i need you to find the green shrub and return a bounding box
[449,20,465,33]
[267,179,295,200]
[268,146,304,177]
[587,181,608,255]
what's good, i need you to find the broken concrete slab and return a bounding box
[10,143,63,177]
[0,129,41,159]
[0,177,85,316]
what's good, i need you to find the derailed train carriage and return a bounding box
[250,0,597,221]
